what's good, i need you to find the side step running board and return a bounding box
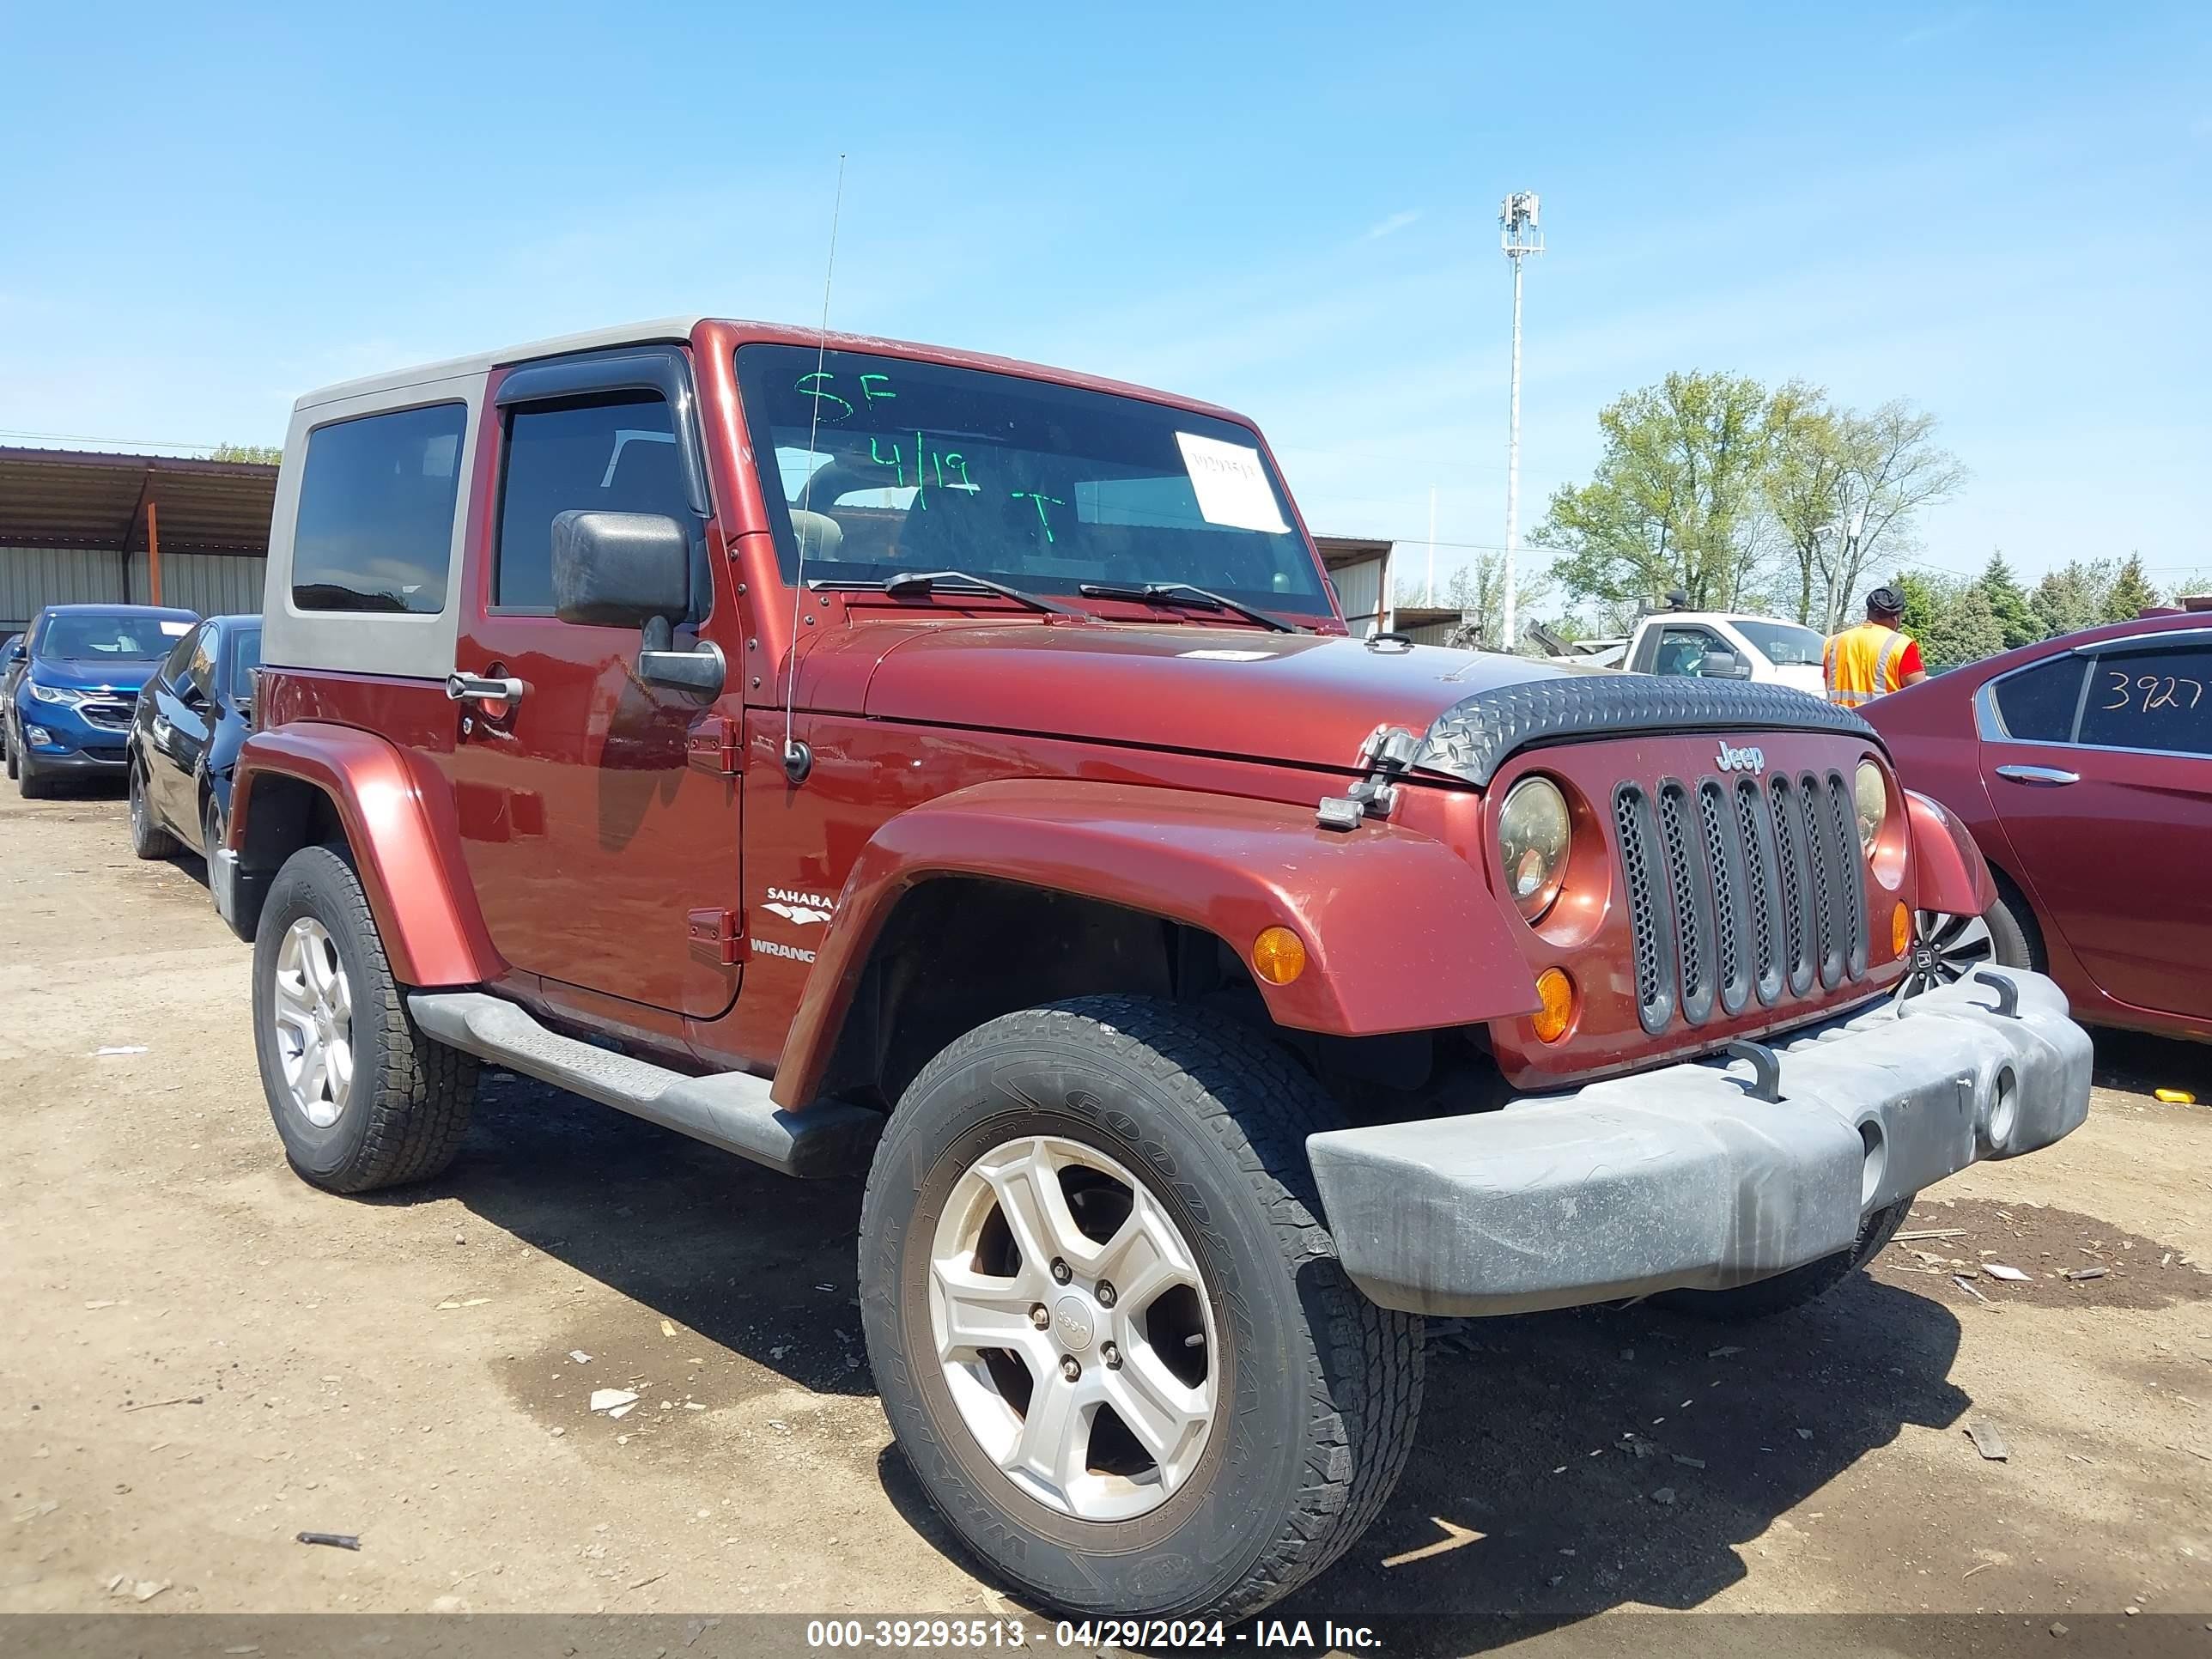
[408,992,880,1179]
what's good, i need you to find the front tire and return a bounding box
[201,790,224,868]
[252,844,477,1194]
[15,741,52,798]
[859,995,1423,1620]
[129,758,181,859]
[1655,1196,1912,1322]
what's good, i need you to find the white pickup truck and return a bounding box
[1549,611,1830,697]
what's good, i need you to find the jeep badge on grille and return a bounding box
[1716,741,1766,775]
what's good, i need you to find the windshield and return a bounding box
[37,612,191,661]
[1732,619,1826,667]
[733,345,1331,621]
[224,626,264,690]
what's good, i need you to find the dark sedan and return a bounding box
[126,613,261,863]
[1868,605,2212,1042]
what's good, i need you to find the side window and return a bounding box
[291,402,468,615]
[495,394,694,614]
[185,625,219,699]
[157,628,200,691]
[2077,645,2212,757]
[1651,626,1720,678]
[1990,655,2085,742]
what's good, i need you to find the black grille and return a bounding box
[1614,785,1676,1033]
[78,700,134,731]
[1618,765,1866,1036]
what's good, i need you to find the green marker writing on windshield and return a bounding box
[1011,490,1063,544]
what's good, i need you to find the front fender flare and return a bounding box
[230,724,499,988]
[1906,787,1997,919]
[771,778,1536,1109]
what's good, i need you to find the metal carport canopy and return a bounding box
[0,447,276,556]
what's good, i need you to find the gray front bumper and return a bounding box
[1307,971,2092,1316]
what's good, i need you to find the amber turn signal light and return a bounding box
[1532,967,1576,1043]
[1892,902,1912,960]
[1251,927,1308,986]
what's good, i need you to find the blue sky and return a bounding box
[3,2,2207,599]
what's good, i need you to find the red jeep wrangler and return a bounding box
[221,317,2092,1620]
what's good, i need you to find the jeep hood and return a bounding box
[846,623,1601,775]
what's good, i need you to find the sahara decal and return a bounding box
[763,886,837,927]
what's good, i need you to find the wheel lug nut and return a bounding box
[1060,1356,1080,1382]
[1103,1342,1121,1370]
[1029,1304,1050,1329]
[1096,1280,1116,1308]
[1050,1258,1073,1285]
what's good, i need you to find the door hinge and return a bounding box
[685,713,742,776]
[687,907,746,966]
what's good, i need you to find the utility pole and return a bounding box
[1499,191,1542,653]
[1425,486,1437,606]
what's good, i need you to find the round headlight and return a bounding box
[1498,775,1572,922]
[1854,760,1888,856]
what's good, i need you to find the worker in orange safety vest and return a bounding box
[1824,586,1929,707]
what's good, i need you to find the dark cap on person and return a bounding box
[1866,585,1905,618]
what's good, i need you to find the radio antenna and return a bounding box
[782,151,846,785]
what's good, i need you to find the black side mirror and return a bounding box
[1700,648,1754,681]
[550,509,723,697]
[551,510,690,627]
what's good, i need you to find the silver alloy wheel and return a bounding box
[929,1134,1218,1522]
[272,917,355,1130]
[129,764,149,836]
[1896,909,1996,1001]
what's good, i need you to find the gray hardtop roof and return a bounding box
[294,316,708,411]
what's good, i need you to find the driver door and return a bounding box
[440,350,743,1019]
[144,622,215,832]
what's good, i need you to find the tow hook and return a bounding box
[1317,725,1419,831]
[1723,1039,1784,1103]
[1973,969,2021,1018]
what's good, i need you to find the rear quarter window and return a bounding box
[1990,655,2085,742]
[290,403,468,615]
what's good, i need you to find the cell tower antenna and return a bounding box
[1498,190,1542,654]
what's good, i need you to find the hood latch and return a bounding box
[1317,724,1419,831]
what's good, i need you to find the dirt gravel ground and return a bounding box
[3,784,2209,1651]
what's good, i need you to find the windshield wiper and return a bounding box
[1078,580,1300,634]
[810,570,1077,616]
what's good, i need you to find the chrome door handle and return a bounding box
[1994,763,2078,787]
[445,672,526,705]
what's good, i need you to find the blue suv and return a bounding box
[7,604,200,798]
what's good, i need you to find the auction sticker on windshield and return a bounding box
[1175,432,1290,533]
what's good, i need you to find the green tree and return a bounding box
[1767,397,1965,630]
[2104,553,2161,622]
[1891,569,1948,641]
[1918,580,2006,670]
[1534,371,1780,613]
[1974,552,2039,649]
[2029,559,2118,639]
[210,441,281,465]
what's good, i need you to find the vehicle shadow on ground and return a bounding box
[875,1273,1970,1651]
[1260,1283,1969,1650]
[419,1070,1972,1643]
[410,1069,876,1397]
